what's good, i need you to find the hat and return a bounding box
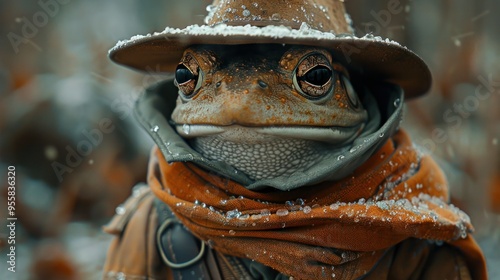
[109,0,431,99]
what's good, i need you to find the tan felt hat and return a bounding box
[109,0,432,99]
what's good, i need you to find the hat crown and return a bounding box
[205,0,352,34]
[110,0,432,99]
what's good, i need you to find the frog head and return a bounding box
[171,44,368,180]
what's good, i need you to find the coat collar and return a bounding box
[134,79,404,190]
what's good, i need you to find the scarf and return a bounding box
[149,130,486,279]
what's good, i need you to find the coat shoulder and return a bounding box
[102,184,170,280]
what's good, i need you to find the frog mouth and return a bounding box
[175,124,364,145]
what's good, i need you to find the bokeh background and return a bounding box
[0,0,498,279]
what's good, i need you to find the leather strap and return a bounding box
[156,218,206,268]
[155,198,221,280]
[153,200,283,280]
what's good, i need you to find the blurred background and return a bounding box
[0,0,498,279]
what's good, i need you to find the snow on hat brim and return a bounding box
[109,23,432,99]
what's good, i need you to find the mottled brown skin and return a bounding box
[172,44,367,129]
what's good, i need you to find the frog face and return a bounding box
[171,44,368,180]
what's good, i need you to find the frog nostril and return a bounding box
[258,80,268,89]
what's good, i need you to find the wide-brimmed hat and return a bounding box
[110,0,431,99]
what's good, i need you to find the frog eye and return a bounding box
[175,65,195,84]
[175,55,203,98]
[293,54,334,99]
[340,75,360,108]
[302,66,332,87]
[175,64,199,97]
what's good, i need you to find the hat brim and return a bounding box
[109,24,432,99]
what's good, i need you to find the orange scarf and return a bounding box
[149,130,486,279]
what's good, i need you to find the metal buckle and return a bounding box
[156,218,206,268]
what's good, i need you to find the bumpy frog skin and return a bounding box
[172,44,368,180]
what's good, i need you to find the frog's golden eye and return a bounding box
[175,55,202,98]
[301,66,332,86]
[294,53,334,99]
[175,65,195,84]
[175,64,198,97]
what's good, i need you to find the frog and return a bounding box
[171,44,368,181]
[103,0,487,279]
